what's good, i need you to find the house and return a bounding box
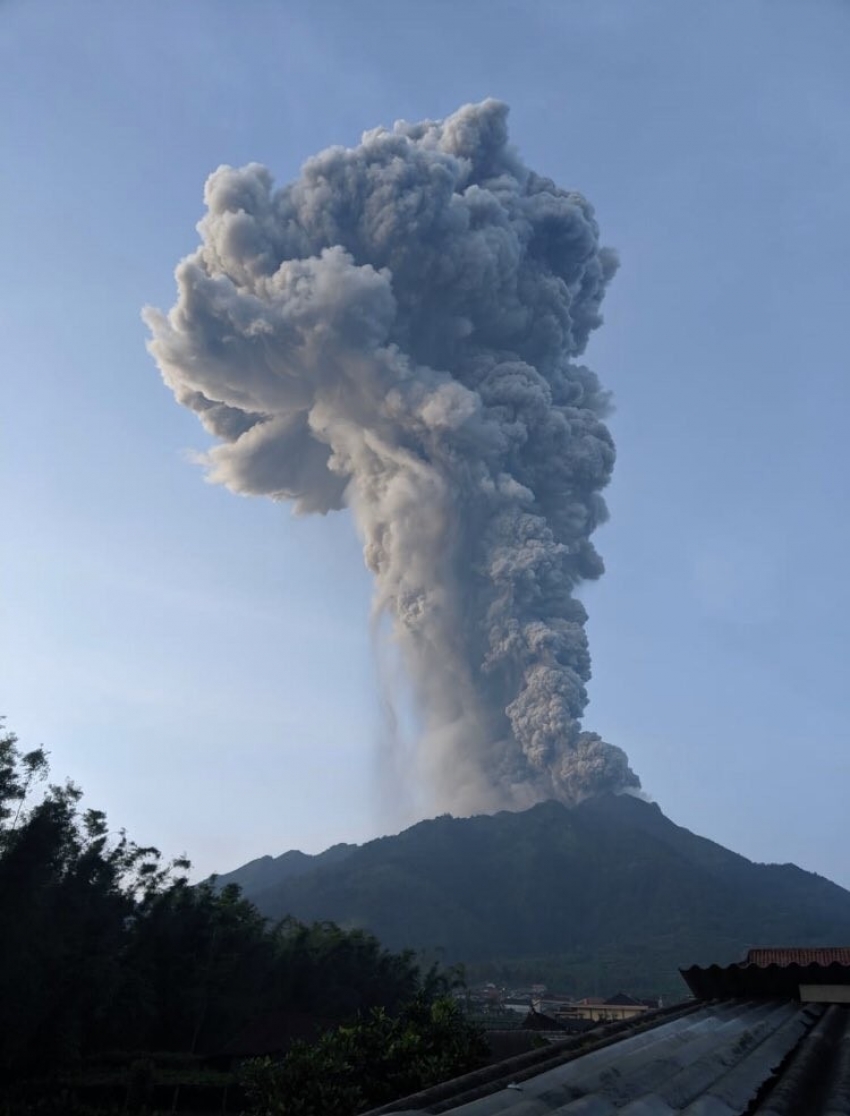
[364,946,850,1115]
[563,992,651,1023]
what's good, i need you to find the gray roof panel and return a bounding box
[373,1001,850,1116]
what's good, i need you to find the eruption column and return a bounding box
[145,100,640,812]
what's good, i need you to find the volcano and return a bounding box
[213,795,850,998]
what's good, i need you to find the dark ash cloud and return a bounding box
[145,99,639,812]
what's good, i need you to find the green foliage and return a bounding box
[0,721,471,1115]
[241,995,487,1116]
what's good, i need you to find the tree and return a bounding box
[1,721,478,1113]
[0,723,186,1077]
[241,994,488,1116]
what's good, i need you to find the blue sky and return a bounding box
[2,0,849,885]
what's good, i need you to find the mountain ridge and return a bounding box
[213,795,850,997]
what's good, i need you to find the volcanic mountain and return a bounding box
[213,795,850,998]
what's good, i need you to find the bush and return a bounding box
[241,995,487,1116]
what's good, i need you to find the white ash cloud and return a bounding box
[145,99,639,812]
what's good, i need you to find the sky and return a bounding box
[2,0,849,886]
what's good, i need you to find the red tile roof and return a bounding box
[746,947,850,968]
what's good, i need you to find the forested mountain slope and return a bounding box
[217,795,850,997]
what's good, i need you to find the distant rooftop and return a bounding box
[746,946,850,967]
[682,944,850,1000]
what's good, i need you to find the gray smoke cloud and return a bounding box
[145,99,640,813]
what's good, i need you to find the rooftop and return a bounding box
[681,946,850,1001]
[747,946,850,968]
[368,1000,850,1114]
[366,948,850,1115]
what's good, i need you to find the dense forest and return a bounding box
[0,724,485,1114]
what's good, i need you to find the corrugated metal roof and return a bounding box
[366,1001,850,1115]
[681,944,850,1001]
[366,951,850,1115]
[746,947,850,968]
[681,961,850,1000]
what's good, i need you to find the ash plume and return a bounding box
[145,100,640,812]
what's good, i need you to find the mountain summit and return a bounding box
[215,795,850,997]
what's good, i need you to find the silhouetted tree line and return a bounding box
[0,724,485,1113]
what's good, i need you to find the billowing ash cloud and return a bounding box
[145,99,640,812]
